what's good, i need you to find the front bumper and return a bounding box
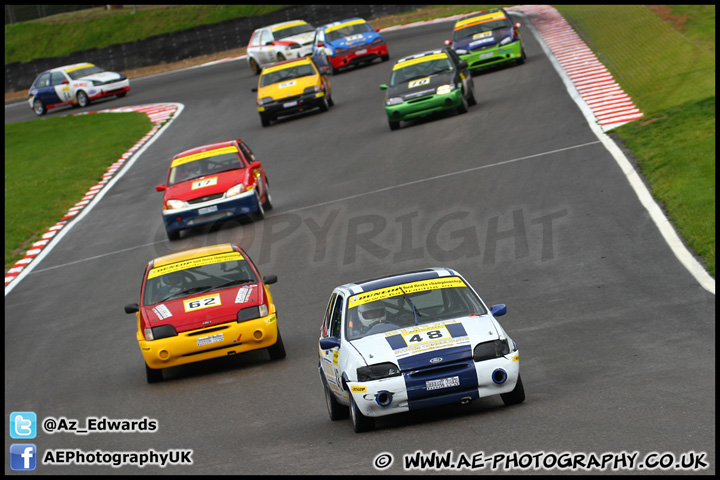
[258,91,327,119]
[384,89,463,122]
[347,353,520,418]
[162,188,259,233]
[327,43,388,70]
[459,40,523,71]
[138,313,279,369]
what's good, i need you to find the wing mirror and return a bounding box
[320,337,341,350]
[262,274,277,285]
[155,185,166,192]
[490,304,507,317]
[124,303,139,314]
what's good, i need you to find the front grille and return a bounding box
[185,325,230,337]
[187,193,223,205]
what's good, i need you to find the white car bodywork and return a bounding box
[318,268,524,432]
[246,20,315,73]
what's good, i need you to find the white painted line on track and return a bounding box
[5,103,185,295]
[512,5,713,294]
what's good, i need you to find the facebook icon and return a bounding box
[10,443,37,471]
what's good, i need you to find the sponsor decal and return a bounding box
[234,285,256,304]
[409,77,431,88]
[183,294,222,312]
[394,53,447,70]
[348,277,467,309]
[152,304,173,320]
[171,146,238,168]
[147,252,243,279]
[191,177,218,190]
[272,20,308,32]
[326,18,366,33]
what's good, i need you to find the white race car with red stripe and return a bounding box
[27,62,130,115]
[318,268,525,432]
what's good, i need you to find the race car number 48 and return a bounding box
[426,376,460,391]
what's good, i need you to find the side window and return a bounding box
[35,73,51,88]
[238,141,256,164]
[321,293,337,338]
[260,30,271,45]
[329,295,344,339]
[50,72,66,86]
[249,31,260,47]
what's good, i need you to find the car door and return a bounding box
[258,29,274,65]
[31,72,57,106]
[51,70,74,104]
[320,292,346,399]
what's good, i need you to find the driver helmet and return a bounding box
[357,302,386,327]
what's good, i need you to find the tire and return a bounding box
[467,81,477,106]
[145,363,163,383]
[277,52,286,62]
[457,93,468,114]
[501,374,526,406]
[262,182,273,211]
[249,58,261,75]
[76,90,90,108]
[517,47,527,65]
[116,92,127,98]
[322,373,349,420]
[388,119,400,131]
[327,92,334,107]
[350,395,374,433]
[319,95,329,112]
[260,114,271,127]
[166,228,180,241]
[32,98,46,116]
[268,329,286,360]
[253,191,265,221]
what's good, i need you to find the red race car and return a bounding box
[156,139,272,240]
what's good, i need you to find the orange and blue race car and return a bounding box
[445,8,526,72]
[155,139,272,240]
[311,18,389,75]
[27,62,130,115]
[124,243,285,383]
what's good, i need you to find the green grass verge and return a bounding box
[4,113,153,268]
[554,5,715,276]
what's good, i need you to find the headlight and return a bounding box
[165,199,187,210]
[357,362,401,382]
[226,183,246,197]
[371,37,384,45]
[386,97,403,106]
[473,339,510,362]
[436,84,454,95]
[237,304,269,322]
[304,85,322,94]
[144,325,177,341]
[258,97,274,106]
[500,36,513,46]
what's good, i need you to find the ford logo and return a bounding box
[429,357,443,364]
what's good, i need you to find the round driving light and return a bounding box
[158,350,169,360]
[492,368,508,384]
[253,330,264,340]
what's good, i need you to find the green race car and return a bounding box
[445,8,526,72]
[379,48,476,131]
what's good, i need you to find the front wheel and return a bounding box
[350,396,374,433]
[388,119,400,131]
[76,90,90,108]
[322,373,349,420]
[501,374,525,406]
[145,363,163,383]
[268,329,286,360]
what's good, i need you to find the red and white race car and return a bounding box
[155,139,272,240]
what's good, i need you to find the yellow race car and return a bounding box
[124,243,284,383]
[252,56,333,127]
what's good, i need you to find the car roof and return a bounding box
[173,139,240,159]
[261,56,314,73]
[455,8,508,27]
[394,49,448,66]
[151,243,239,268]
[39,62,96,75]
[317,17,366,31]
[264,19,308,31]
[337,267,461,295]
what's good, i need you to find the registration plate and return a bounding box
[354,49,367,55]
[479,51,494,60]
[283,101,298,108]
[198,205,218,215]
[426,376,460,391]
[197,333,224,346]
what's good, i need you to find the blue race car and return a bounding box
[311,18,389,75]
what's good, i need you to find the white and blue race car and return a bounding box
[318,268,524,432]
[27,62,130,115]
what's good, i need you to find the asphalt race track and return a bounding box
[5,15,715,475]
